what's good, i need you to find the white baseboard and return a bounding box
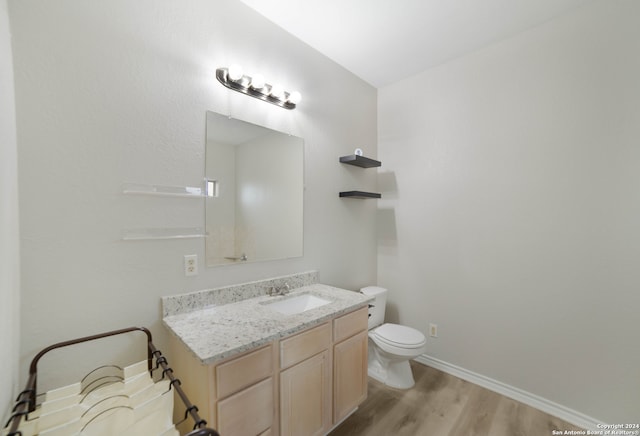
[414,354,605,431]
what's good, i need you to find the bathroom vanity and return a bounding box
[162,274,372,436]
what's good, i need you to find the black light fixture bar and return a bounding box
[216,67,299,110]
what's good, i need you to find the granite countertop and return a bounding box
[163,284,373,365]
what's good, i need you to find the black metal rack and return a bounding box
[339,191,382,199]
[339,154,382,199]
[339,154,382,168]
[3,327,219,436]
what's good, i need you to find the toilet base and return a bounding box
[367,347,417,389]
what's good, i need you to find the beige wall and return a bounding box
[13,0,634,426]
[10,0,377,390]
[378,0,640,424]
[0,0,20,421]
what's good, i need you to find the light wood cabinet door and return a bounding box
[280,322,331,369]
[217,377,274,436]
[333,306,368,343]
[333,330,368,424]
[216,344,273,399]
[280,351,331,436]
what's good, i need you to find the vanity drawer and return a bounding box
[217,377,274,435]
[280,323,331,369]
[216,344,273,399]
[333,306,368,343]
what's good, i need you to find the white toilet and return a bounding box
[361,286,427,389]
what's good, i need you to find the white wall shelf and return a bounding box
[122,227,206,241]
[122,182,204,198]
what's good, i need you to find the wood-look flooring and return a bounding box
[329,361,583,436]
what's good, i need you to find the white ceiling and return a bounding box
[240,0,591,88]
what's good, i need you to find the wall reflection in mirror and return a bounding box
[205,111,303,267]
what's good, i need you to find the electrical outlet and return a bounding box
[429,323,438,338]
[184,254,198,276]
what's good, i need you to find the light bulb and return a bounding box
[287,91,302,105]
[227,64,243,82]
[269,84,284,100]
[250,74,265,90]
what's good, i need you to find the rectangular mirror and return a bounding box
[205,111,304,267]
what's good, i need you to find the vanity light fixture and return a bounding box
[250,74,265,90]
[216,66,301,110]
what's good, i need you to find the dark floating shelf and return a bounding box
[339,191,382,199]
[339,154,382,168]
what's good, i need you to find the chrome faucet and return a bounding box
[268,282,290,296]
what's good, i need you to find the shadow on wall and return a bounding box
[377,170,398,254]
[385,301,400,324]
[378,171,397,199]
[377,208,397,248]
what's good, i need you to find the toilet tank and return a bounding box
[360,286,388,329]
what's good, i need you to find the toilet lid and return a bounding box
[373,323,426,347]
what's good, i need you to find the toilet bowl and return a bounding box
[361,286,427,389]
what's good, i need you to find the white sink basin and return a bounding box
[265,294,332,315]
